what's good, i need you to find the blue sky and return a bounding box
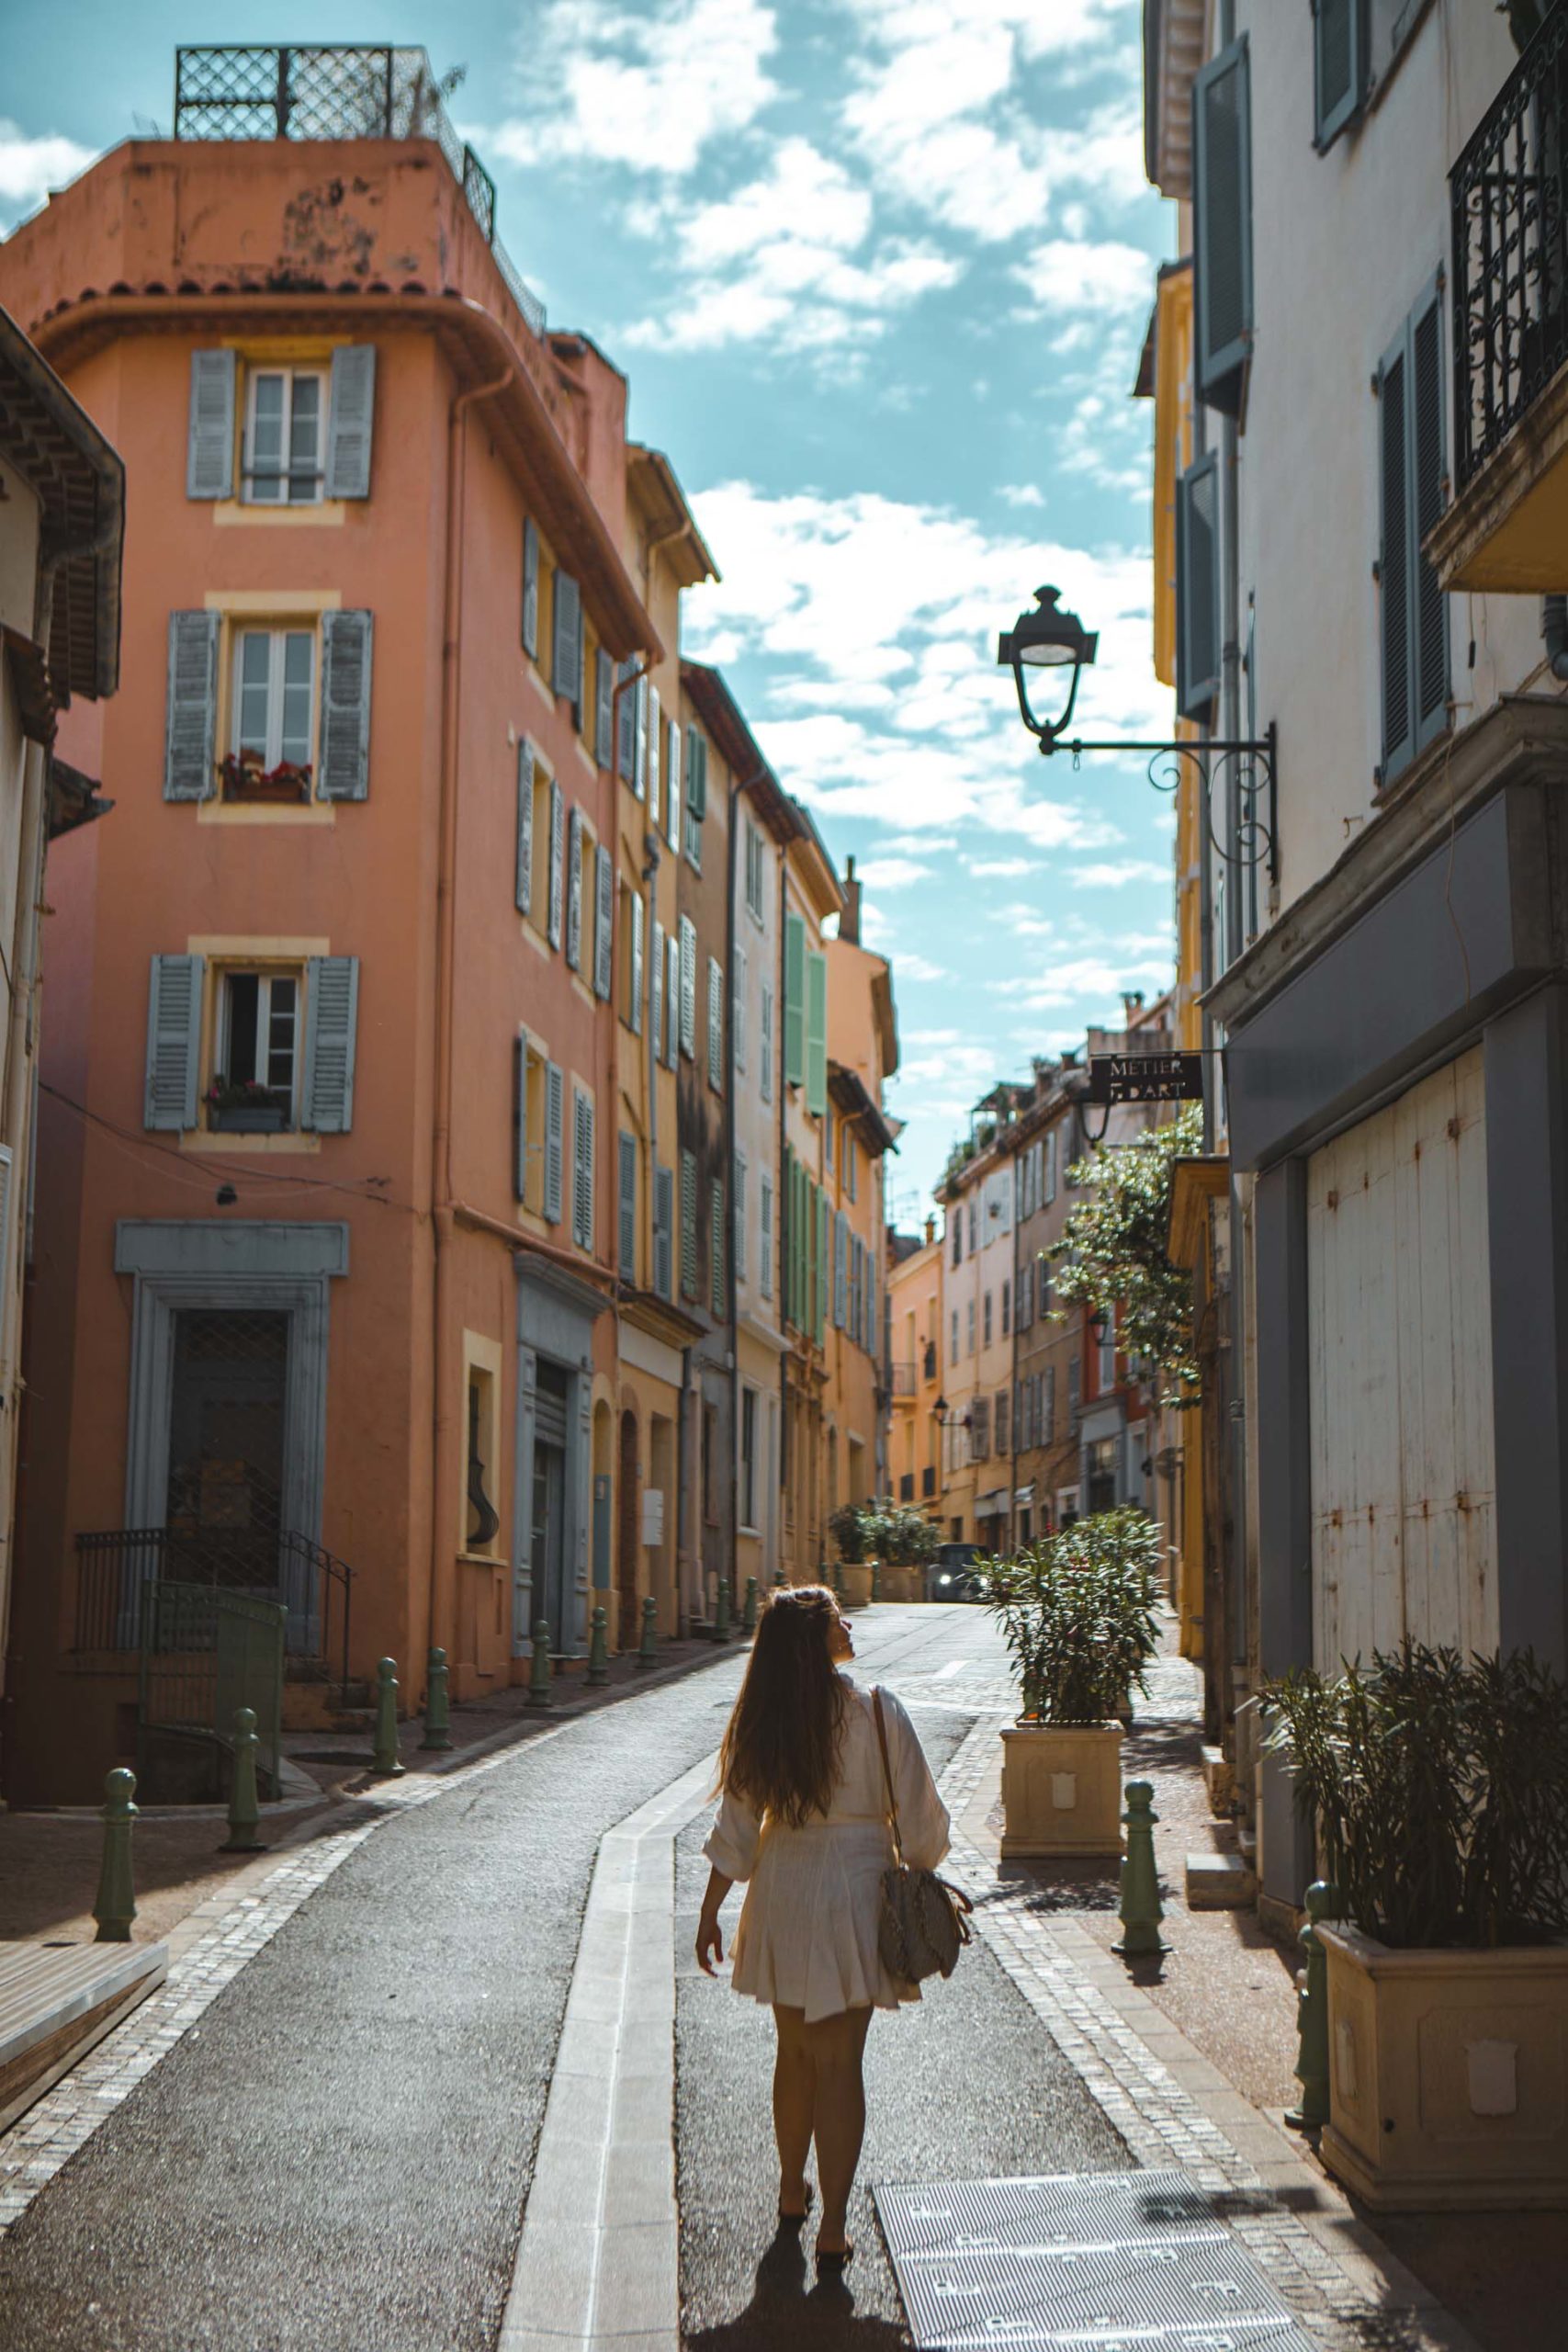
[0,0,1176,1224]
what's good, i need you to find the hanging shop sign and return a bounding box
[1088,1051,1204,1106]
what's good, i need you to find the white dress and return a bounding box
[703,1675,952,2023]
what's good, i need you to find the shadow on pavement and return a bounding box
[683,2227,911,2351]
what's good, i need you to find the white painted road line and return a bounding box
[497,1753,716,2352]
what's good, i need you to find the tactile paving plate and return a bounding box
[874,2171,1321,2351]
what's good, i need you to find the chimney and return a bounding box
[1122,989,1145,1027]
[840,854,862,945]
[924,1214,935,1246]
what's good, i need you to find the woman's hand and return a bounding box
[695,1906,725,1975]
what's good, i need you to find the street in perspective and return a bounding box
[0,5,1566,2348]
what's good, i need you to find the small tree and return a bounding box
[984,1509,1162,1724]
[828,1502,867,1564]
[1052,1103,1202,1404]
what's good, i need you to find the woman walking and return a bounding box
[694,1585,952,2266]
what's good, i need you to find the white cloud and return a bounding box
[857,855,933,890]
[0,122,94,220]
[492,0,778,176]
[892,950,950,981]
[621,136,960,352]
[964,854,1042,877]
[999,483,1046,510]
[1072,858,1171,888]
[1012,237,1154,318]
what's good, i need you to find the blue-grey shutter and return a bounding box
[566,808,584,970]
[711,1177,726,1317]
[553,571,581,706]
[1379,323,1414,778]
[1313,0,1365,153]
[595,650,614,766]
[653,1164,673,1299]
[318,611,373,799]
[651,921,665,1062]
[634,677,649,801]
[302,956,359,1132]
[325,345,377,499]
[680,1149,699,1301]
[618,1131,637,1276]
[1411,279,1450,753]
[164,612,220,801]
[630,893,644,1036]
[513,1031,529,1203]
[1176,452,1220,721]
[1193,38,1252,413]
[186,350,236,500]
[544,1061,564,1222]
[144,953,204,1130]
[679,918,696,1057]
[835,1210,848,1328]
[707,957,724,1091]
[522,519,539,659]
[664,934,680,1068]
[616,661,637,782]
[685,726,707,820]
[516,741,535,916]
[547,780,565,949]
[594,845,614,998]
[573,1090,595,1251]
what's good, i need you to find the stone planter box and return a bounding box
[999,1722,1123,1860]
[210,1102,288,1134]
[1318,1924,1568,2210]
[837,1563,873,1610]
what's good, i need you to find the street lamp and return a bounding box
[996,582,1279,884]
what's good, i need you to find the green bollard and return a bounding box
[372,1657,405,1777]
[587,1605,608,1685]
[220,1707,265,1853]
[773,1569,786,1589]
[742,1576,758,1634]
[94,1768,139,1942]
[715,1574,731,1640]
[527,1618,552,1708]
[420,1645,452,1752]
[637,1593,659,1667]
[1286,1881,1341,2131]
[1112,1780,1168,1958]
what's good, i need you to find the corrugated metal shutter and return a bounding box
[164,612,220,801]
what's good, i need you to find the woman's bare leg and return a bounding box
[771,2004,815,2217]
[807,2006,873,2254]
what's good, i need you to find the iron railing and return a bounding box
[890,1360,917,1396]
[1450,3,1568,492]
[172,46,546,339]
[139,1582,286,1797]
[72,1524,353,1695]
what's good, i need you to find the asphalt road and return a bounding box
[0,1607,1130,2351]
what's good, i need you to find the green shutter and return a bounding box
[1193,38,1253,413]
[784,913,806,1087]
[805,950,828,1117]
[1379,322,1413,778]
[815,1188,829,1343]
[1313,0,1365,153]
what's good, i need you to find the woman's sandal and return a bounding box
[815,2239,853,2270]
[777,2184,815,2226]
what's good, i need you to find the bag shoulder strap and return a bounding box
[871,1687,905,1866]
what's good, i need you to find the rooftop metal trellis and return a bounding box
[1450,1,1568,492]
[172,45,543,337]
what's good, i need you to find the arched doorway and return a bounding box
[617,1408,639,1650]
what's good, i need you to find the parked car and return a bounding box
[928,1542,986,1602]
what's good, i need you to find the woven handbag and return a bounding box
[871,1688,974,1984]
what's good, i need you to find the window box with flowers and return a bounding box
[218,751,312,805]
[206,1078,289,1134]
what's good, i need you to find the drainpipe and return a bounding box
[429,361,513,1677]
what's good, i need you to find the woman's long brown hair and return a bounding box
[716,1585,848,1827]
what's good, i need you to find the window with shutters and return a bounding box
[1176,451,1221,722]
[617,1130,637,1280]
[664,933,680,1069]
[520,758,555,937]
[680,1149,699,1303]
[733,948,748,1078]
[623,886,645,1035]
[1193,38,1253,415]
[679,918,697,1058]
[242,368,324,504]
[734,1154,748,1286]
[744,820,765,921]
[760,1173,774,1300]
[231,628,314,776]
[552,570,583,720]
[616,662,639,789]
[707,957,724,1091]
[571,1087,595,1253]
[760,983,774,1102]
[683,725,707,868]
[1314,0,1366,153]
[664,714,682,850]
[186,956,358,1136]
[951,1214,962,1268]
[653,1164,674,1300]
[711,1177,727,1317]
[514,1035,546,1215]
[972,1396,989,1461]
[967,1200,977,1255]
[995,1390,1010,1458]
[594,845,615,1001]
[1379,275,1450,786]
[566,808,586,972]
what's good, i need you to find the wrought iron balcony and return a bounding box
[1450,7,1568,498]
[173,46,545,338]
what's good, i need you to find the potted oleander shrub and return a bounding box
[1264,1644,1568,2209]
[985,1508,1161,1859]
[829,1500,874,1610]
